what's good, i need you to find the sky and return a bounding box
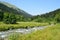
[0,0,60,15]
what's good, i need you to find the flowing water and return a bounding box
[0,26,47,39]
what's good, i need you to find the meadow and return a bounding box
[7,23,60,40]
[0,22,48,31]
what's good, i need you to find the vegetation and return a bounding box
[3,13,17,24]
[0,22,48,31]
[32,9,60,23]
[0,2,60,40]
[0,1,32,18]
[55,13,60,23]
[7,24,60,40]
[0,11,4,21]
[0,2,60,24]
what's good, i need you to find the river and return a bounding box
[0,26,47,39]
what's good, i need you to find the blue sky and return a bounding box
[0,0,60,15]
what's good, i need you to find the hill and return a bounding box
[0,1,32,18]
[33,9,60,23]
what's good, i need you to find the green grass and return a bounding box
[0,22,48,31]
[7,24,60,40]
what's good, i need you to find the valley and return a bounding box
[0,1,60,40]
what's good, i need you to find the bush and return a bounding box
[4,13,17,24]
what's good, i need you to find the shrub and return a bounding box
[4,13,17,24]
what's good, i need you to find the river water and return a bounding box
[0,26,47,39]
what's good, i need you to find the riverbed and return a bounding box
[0,26,47,39]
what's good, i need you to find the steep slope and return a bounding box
[0,1,32,18]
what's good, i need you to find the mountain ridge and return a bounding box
[0,1,32,18]
[33,8,60,22]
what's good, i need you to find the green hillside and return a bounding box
[0,1,32,18]
[33,9,60,23]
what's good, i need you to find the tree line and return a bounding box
[0,11,32,24]
[32,9,60,23]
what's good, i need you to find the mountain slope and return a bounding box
[40,9,60,18]
[0,1,32,18]
[33,8,60,22]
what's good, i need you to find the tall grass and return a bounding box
[7,24,60,40]
[0,22,48,31]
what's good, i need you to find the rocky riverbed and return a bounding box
[0,26,47,40]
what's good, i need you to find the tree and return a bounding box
[0,11,4,21]
[4,13,17,24]
[55,13,60,23]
